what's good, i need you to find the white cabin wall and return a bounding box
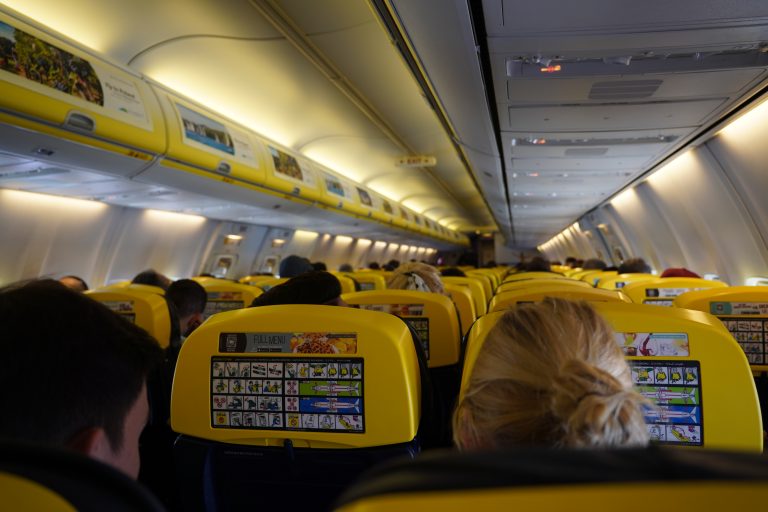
[200,223,270,279]
[100,209,219,284]
[0,189,220,287]
[581,137,768,285]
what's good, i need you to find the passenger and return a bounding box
[617,258,651,274]
[338,263,354,272]
[250,271,348,307]
[0,280,163,478]
[278,254,313,278]
[564,256,578,268]
[524,256,552,272]
[165,279,208,338]
[441,267,467,277]
[368,262,381,270]
[387,262,447,295]
[454,298,649,450]
[383,259,401,271]
[660,268,700,278]
[312,261,327,271]
[583,258,607,270]
[132,269,172,290]
[59,274,89,292]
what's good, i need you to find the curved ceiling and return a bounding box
[0,0,497,234]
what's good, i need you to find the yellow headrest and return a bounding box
[330,273,358,294]
[489,285,630,312]
[503,271,566,283]
[86,288,171,347]
[255,277,289,290]
[441,276,487,316]
[335,482,768,512]
[342,290,460,368]
[496,278,590,295]
[171,305,420,448]
[569,269,602,281]
[239,275,276,285]
[461,302,762,452]
[199,281,263,318]
[443,283,477,337]
[596,273,655,290]
[464,273,493,300]
[675,286,768,371]
[584,270,617,285]
[622,278,728,305]
[0,473,76,512]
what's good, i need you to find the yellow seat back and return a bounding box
[463,302,762,451]
[675,286,768,371]
[330,272,359,294]
[464,273,493,303]
[496,278,590,295]
[349,273,387,291]
[570,269,602,281]
[239,275,276,286]
[86,287,172,347]
[255,277,289,291]
[489,286,630,313]
[442,276,487,316]
[199,280,263,319]
[444,283,477,337]
[172,305,420,448]
[342,290,460,368]
[503,271,566,283]
[583,270,617,286]
[597,273,656,290]
[466,269,499,289]
[623,277,728,306]
[333,449,768,512]
[1,473,76,511]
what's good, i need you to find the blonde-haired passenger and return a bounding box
[387,262,447,295]
[454,298,649,450]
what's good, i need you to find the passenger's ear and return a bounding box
[67,426,113,463]
[186,312,204,335]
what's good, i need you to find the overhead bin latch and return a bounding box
[216,161,232,174]
[64,111,96,133]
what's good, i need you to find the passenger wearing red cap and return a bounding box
[660,268,700,278]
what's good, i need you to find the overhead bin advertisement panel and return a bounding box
[262,144,321,201]
[159,95,266,184]
[0,17,164,153]
[320,171,367,216]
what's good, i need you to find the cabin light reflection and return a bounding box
[144,209,206,224]
[1,188,107,212]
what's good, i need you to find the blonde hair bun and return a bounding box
[551,359,649,448]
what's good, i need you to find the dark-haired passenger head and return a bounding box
[525,256,551,272]
[312,261,327,271]
[583,258,607,270]
[338,263,354,272]
[251,271,347,307]
[166,279,208,337]
[132,269,172,291]
[441,267,467,277]
[368,262,380,270]
[564,256,578,268]
[59,275,89,292]
[618,258,651,274]
[278,255,313,278]
[0,280,163,478]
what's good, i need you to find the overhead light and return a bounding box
[225,234,243,241]
[272,238,286,248]
[144,209,206,224]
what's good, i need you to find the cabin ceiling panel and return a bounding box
[503,70,767,105]
[487,0,768,40]
[503,99,727,132]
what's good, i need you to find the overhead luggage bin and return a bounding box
[259,142,323,202]
[0,12,166,176]
[155,92,268,188]
[317,166,368,217]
